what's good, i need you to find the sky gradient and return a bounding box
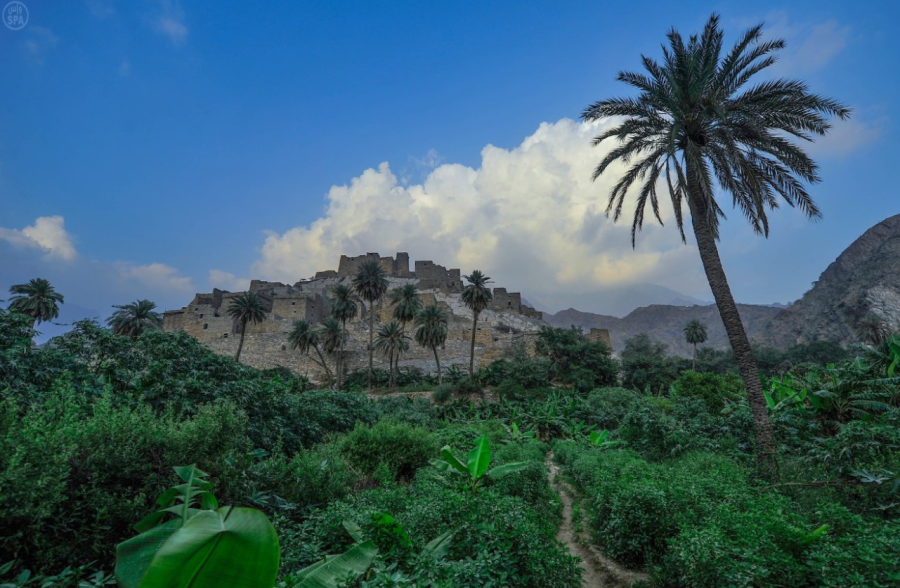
[1,0,898,330]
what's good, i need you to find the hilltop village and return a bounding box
[162,253,606,380]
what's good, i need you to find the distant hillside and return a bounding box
[763,213,900,347]
[544,303,781,357]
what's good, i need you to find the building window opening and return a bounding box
[203,324,208,329]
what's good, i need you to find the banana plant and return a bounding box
[588,429,621,449]
[504,421,537,444]
[342,514,453,561]
[116,465,377,588]
[431,435,526,493]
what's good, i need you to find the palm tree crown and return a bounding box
[414,304,449,384]
[329,284,359,389]
[319,317,344,355]
[582,13,850,245]
[107,299,163,337]
[461,271,493,315]
[389,284,422,326]
[227,292,267,362]
[462,270,493,377]
[8,278,64,327]
[374,320,410,390]
[288,319,332,381]
[352,261,389,391]
[683,320,708,345]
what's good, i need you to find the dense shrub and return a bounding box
[279,389,377,451]
[535,326,618,392]
[489,440,556,509]
[307,478,581,587]
[0,385,248,571]
[339,421,438,482]
[553,443,900,586]
[576,387,642,430]
[620,333,680,393]
[432,383,454,404]
[670,370,745,411]
[372,395,438,427]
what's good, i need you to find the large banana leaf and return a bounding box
[467,435,492,479]
[116,507,279,588]
[291,540,378,588]
[487,462,527,478]
[422,531,454,560]
[439,446,469,475]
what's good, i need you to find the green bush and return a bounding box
[489,441,555,509]
[553,443,900,586]
[455,377,483,395]
[0,384,249,572]
[372,396,438,427]
[432,383,454,404]
[670,370,745,411]
[308,478,581,587]
[339,421,438,482]
[577,387,642,430]
[535,326,618,392]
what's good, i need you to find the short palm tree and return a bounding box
[318,317,344,386]
[329,284,359,389]
[288,319,332,382]
[352,261,389,391]
[461,270,493,377]
[683,319,708,370]
[374,320,410,391]
[582,13,849,479]
[858,314,889,347]
[8,278,64,330]
[107,299,163,337]
[389,284,422,329]
[414,304,448,384]
[227,292,267,363]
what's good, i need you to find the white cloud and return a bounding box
[739,12,851,75]
[22,26,59,65]
[208,269,250,292]
[253,118,707,308]
[86,0,115,19]
[153,0,187,45]
[0,216,77,261]
[116,262,195,293]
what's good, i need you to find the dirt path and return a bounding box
[547,453,648,588]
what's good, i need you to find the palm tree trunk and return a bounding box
[368,301,375,391]
[692,342,697,371]
[338,319,346,390]
[313,344,333,381]
[235,319,247,363]
[687,175,778,481]
[469,312,478,377]
[433,346,442,385]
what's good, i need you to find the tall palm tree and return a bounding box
[858,314,889,347]
[352,261,389,391]
[319,317,344,386]
[227,292,267,363]
[388,284,422,378]
[374,320,410,391]
[288,319,333,382]
[107,299,163,337]
[461,270,493,377]
[329,284,359,389]
[683,319,708,370]
[581,13,849,478]
[8,278,64,329]
[414,304,448,384]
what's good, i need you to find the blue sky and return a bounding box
[1,0,897,326]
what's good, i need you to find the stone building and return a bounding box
[163,253,544,382]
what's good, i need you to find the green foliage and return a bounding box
[106,299,163,337]
[670,370,745,411]
[7,278,64,327]
[340,422,437,482]
[0,561,113,587]
[431,384,453,405]
[620,333,680,394]
[575,387,642,430]
[535,326,618,392]
[309,477,580,587]
[432,435,526,493]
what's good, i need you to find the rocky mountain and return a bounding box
[544,304,782,357]
[762,213,900,347]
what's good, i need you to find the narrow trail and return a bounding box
[546,452,648,588]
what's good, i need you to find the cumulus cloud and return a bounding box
[152,0,187,45]
[253,118,707,310]
[0,216,77,261]
[22,26,59,65]
[806,115,883,158]
[208,269,250,292]
[116,262,195,293]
